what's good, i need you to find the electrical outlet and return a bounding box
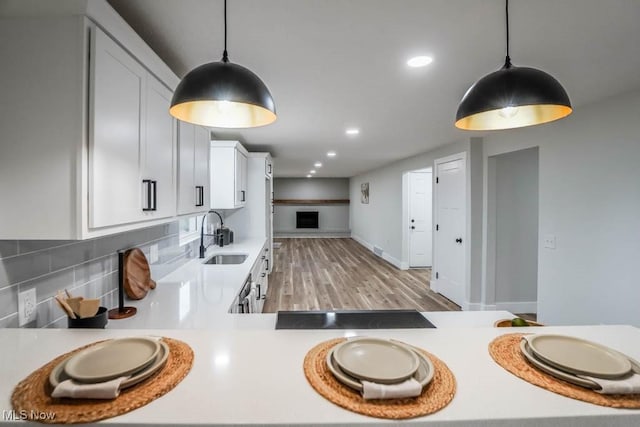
[149,244,159,264]
[543,234,556,249]
[18,288,37,326]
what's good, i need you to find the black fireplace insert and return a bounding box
[296,211,319,229]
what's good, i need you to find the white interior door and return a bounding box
[434,155,466,306]
[409,171,432,267]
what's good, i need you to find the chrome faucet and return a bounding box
[199,210,224,258]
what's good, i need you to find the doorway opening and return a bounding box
[484,147,539,315]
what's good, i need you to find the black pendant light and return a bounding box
[455,0,571,131]
[170,0,276,128]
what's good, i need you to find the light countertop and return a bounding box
[1,325,640,426]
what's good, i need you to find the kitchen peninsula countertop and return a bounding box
[2,238,639,425]
[1,325,640,426]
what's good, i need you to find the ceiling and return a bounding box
[107,0,640,178]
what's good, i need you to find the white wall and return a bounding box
[273,178,350,236]
[482,89,640,326]
[493,147,539,307]
[350,140,471,270]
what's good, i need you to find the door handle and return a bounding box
[455,238,463,244]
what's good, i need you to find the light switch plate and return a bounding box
[543,234,556,249]
[18,288,37,326]
[149,244,159,264]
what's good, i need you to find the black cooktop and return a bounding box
[275,309,436,330]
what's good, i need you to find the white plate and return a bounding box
[326,345,434,392]
[64,337,161,383]
[520,339,600,390]
[332,337,420,384]
[525,334,631,379]
[50,340,169,389]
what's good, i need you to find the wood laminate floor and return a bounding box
[263,238,461,312]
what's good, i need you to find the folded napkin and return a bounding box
[51,376,129,399]
[579,373,640,395]
[361,377,422,400]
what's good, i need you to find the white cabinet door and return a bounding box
[211,142,248,209]
[177,123,209,215]
[143,76,175,218]
[235,150,248,206]
[194,126,210,211]
[177,121,196,215]
[89,28,145,228]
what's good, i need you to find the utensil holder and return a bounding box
[68,306,108,328]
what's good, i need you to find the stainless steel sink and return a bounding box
[204,254,248,265]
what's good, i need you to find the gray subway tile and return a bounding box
[19,268,74,302]
[74,257,111,287]
[18,240,73,254]
[0,251,50,288]
[0,313,18,328]
[0,241,18,259]
[93,229,147,259]
[50,240,95,271]
[0,285,18,319]
[47,315,67,329]
[36,298,54,328]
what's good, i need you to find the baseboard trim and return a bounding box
[351,234,402,269]
[494,301,537,313]
[275,231,351,238]
[463,302,483,311]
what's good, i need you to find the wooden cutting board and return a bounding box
[123,248,156,300]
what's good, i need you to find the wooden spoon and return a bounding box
[54,294,77,319]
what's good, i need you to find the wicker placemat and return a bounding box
[303,338,456,419]
[489,333,640,408]
[11,337,194,424]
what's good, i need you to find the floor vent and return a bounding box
[373,246,384,257]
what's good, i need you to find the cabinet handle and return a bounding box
[261,273,266,278]
[152,180,157,211]
[265,259,269,271]
[256,284,261,300]
[142,180,153,211]
[261,255,266,260]
[268,163,272,174]
[195,186,204,207]
[241,190,246,202]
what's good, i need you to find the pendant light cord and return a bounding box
[504,0,512,68]
[222,0,229,63]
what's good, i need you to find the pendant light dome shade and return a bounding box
[455,0,571,131]
[170,61,276,128]
[455,64,572,130]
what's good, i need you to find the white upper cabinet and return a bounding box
[0,4,180,240]
[235,149,248,206]
[210,141,249,209]
[90,27,175,228]
[177,122,210,215]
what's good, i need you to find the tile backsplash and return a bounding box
[0,221,202,328]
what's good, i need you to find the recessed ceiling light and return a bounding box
[327,151,337,157]
[345,128,360,135]
[306,174,312,178]
[407,55,433,68]
[314,162,322,168]
[310,170,316,174]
